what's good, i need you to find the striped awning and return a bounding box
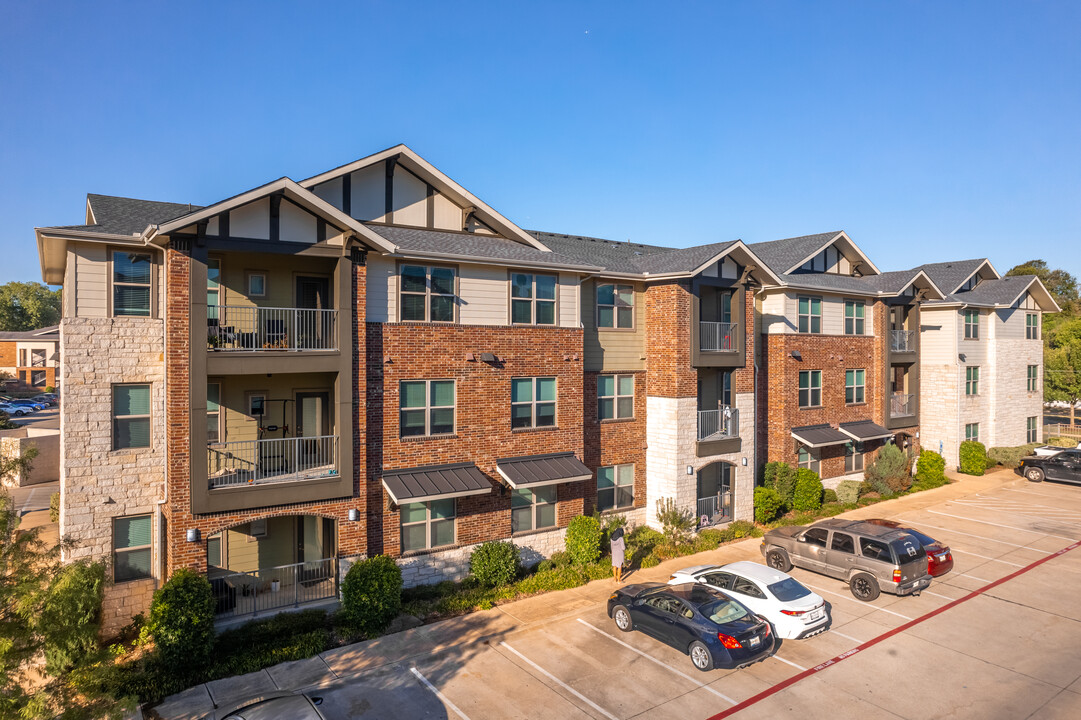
[496,452,593,489]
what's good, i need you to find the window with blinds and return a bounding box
[113,251,152,317]
[113,384,151,449]
[114,515,152,582]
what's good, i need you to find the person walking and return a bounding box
[610,526,626,583]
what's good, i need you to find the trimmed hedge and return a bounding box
[835,480,861,505]
[148,568,216,672]
[565,515,603,565]
[987,443,1042,469]
[792,470,823,511]
[754,486,784,524]
[959,440,988,476]
[341,555,402,637]
[916,450,946,484]
[822,489,838,504]
[470,540,520,587]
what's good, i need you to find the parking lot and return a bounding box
[156,474,1081,720]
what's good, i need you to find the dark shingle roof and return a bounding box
[950,275,1037,306]
[910,259,988,295]
[368,225,602,269]
[0,325,59,341]
[43,194,202,236]
[747,232,841,276]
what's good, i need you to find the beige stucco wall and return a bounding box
[0,428,59,487]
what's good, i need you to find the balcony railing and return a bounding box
[210,557,338,618]
[700,322,738,352]
[207,306,338,351]
[890,329,916,352]
[697,495,732,527]
[890,393,914,417]
[208,435,338,488]
[698,406,739,440]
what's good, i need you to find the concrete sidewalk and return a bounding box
[151,468,1015,720]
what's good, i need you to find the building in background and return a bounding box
[0,325,60,390]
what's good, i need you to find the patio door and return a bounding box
[296,276,330,348]
[296,391,331,471]
[696,462,732,525]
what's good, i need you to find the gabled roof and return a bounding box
[952,274,1060,312]
[42,194,202,237]
[372,225,600,271]
[749,231,881,278]
[0,325,59,342]
[911,258,999,295]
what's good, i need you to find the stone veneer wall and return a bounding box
[59,316,166,636]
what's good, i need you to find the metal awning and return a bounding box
[496,452,593,489]
[839,420,894,442]
[382,462,493,505]
[790,424,850,448]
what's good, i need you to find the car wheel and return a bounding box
[15,410,25,416]
[1026,467,1045,483]
[613,605,634,633]
[766,549,792,572]
[850,573,880,601]
[689,641,714,672]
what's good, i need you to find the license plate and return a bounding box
[749,636,760,647]
[808,609,823,622]
[937,554,947,561]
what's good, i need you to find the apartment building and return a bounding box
[0,325,60,390]
[35,146,770,633]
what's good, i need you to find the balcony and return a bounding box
[890,393,914,418]
[208,435,339,489]
[698,406,739,441]
[210,557,338,620]
[700,322,739,352]
[207,306,338,352]
[890,330,916,353]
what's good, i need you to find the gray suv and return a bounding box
[760,518,931,601]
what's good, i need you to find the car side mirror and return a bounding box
[311,697,324,706]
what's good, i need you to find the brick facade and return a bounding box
[583,370,648,516]
[644,281,696,397]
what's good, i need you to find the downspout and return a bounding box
[143,227,169,578]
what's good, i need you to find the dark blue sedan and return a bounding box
[607,582,774,671]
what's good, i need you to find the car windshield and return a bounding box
[701,599,749,625]
[766,577,812,602]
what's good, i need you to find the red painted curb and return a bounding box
[706,539,1081,719]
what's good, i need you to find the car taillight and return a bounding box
[609,593,619,601]
[761,623,771,636]
[893,569,902,582]
[780,609,807,616]
[717,632,742,649]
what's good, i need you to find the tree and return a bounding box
[1045,315,1081,425]
[0,281,62,332]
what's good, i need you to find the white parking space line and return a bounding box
[911,521,1052,551]
[927,509,1079,541]
[828,630,863,643]
[1001,487,1081,503]
[948,548,1024,567]
[957,574,995,583]
[499,642,620,720]
[953,499,1081,525]
[799,584,913,621]
[922,590,954,601]
[771,655,807,671]
[410,667,472,720]
[575,619,735,704]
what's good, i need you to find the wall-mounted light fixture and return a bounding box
[742,457,748,466]
[790,350,802,361]
[186,528,201,543]
[958,353,966,362]
[686,465,694,475]
[348,509,361,522]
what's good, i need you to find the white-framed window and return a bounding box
[597,283,634,329]
[113,251,153,317]
[599,374,634,420]
[249,518,267,538]
[1027,416,1038,444]
[799,370,822,408]
[845,441,864,473]
[965,423,980,442]
[207,383,221,444]
[845,369,865,404]
[797,445,820,475]
[113,515,152,582]
[511,377,556,429]
[113,383,151,449]
[400,380,455,437]
[597,464,634,511]
[1026,313,1039,340]
[511,486,557,533]
[401,499,455,552]
[797,296,822,334]
[510,273,557,325]
[399,264,456,322]
[1027,365,1039,392]
[964,309,979,339]
[206,257,221,322]
[247,271,267,298]
[248,392,266,418]
[844,300,865,335]
[965,366,979,396]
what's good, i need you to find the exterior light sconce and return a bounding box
[958,353,966,362]
[686,465,694,475]
[186,528,201,543]
[742,457,748,466]
[790,350,802,361]
[348,509,361,522]
[384,355,393,364]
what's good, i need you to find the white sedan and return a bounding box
[669,561,829,640]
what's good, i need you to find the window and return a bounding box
[248,393,266,418]
[802,527,828,547]
[597,464,634,511]
[964,309,979,339]
[511,273,556,325]
[1026,313,1039,340]
[798,370,822,408]
[719,291,733,324]
[797,445,820,474]
[113,384,150,449]
[206,258,220,322]
[113,251,152,317]
[965,423,979,442]
[1028,365,1039,392]
[400,265,456,322]
[31,371,46,387]
[400,499,455,552]
[598,374,634,420]
[597,283,634,329]
[860,538,891,562]
[844,300,865,335]
[731,577,765,599]
[113,515,152,582]
[845,441,864,473]
[207,383,221,444]
[1027,416,1038,444]
[30,349,45,367]
[18,349,26,367]
[965,366,979,396]
[207,535,222,567]
[845,369,866,405]
[400,380,455,437]
[248,272,266,298]
[797,296,822,334]
[511,486,557,533]
[831,532,855,554]
[511,377,556,429]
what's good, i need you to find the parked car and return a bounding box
[1020,449,1081,485]
[669,561,829,639]
[218,692,326,720]
[0,398,43,411]
[1033,442,1081,457]
[30,395,56,406]
[860,519,954,577]
[0,403,28,417]
[761,518,931,601]
[608,582,774,671]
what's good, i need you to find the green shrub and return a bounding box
[640,553,661,569]
[911,473,949,491]
[341,555,402,637]
[819,502,847,517]
[764,461,798,508]
[39,560,105,675]
[211,610,331,677]
[915,450,946,484]
[822,489,838,504]
[792,469,823,511]
[49,491,60,522]
[655,498,696,546]
[727,520,759,538]
[625,526,663,567]
[754,486,784,524]
[835,480,861,505]
[148,568,216,672]
[1048,436,1075,447]
[987,443,1042,469]
[469,540,520,587]
[959,440,988,476]
[694,528,724,552]
[865,443,912,494]
[565,515,603,565]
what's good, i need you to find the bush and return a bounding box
[727,520,759,538]
[835,480,861,505]
[754,486,784,524]
[1048,437,1076,447]
[565,515,604,565]
[640,553,661,569]
[625,526,663,567]
[470,540,520,588]
[987,443,1042,469]
[148,568,216,672]
[915,450,946,484]
[341,555,403,637]
[39,560,105,675]
[792,469,823,511]
[694,528,724,551]
[822,489,838,504]
[764,461,798,508]
[959,440,988,476]
[49,491,60,522]
[655,498,696,547]
[211,610,331,677]
[911,473,949,491]
[865,443,912,494]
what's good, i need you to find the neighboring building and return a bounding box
[0,325,60,390]
[905,260,1059,468]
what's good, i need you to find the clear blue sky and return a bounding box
[2,1,1078,285]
